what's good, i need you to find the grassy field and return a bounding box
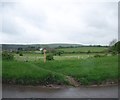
[14,53,93,61]
[11,46,108,62]
[2,54,118,86]
[35,56,118,85]
[14,53,43,61]
[13,52,110,61]
[57,47,108,53]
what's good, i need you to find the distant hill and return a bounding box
[2,43,82,51]
[46,43,83,48]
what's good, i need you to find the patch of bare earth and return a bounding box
[66,76,80,87]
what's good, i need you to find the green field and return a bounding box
[13,52,110,61]
[2,42,119,86]
[10,46,108,62]
[14,53,43,61]
[57,47,108,52]
[33,55,118,85]
[2,54,118,86]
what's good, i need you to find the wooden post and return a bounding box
[43,48,47,63]
[78,56,79,60]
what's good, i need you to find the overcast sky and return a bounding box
[0,0,118,45]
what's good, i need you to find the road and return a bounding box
[2,85,118,98]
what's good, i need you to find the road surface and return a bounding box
[2,85,118,98]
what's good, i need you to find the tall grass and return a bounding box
[2,55,118,85]
[2,61,68,85]
[35,56,118,85]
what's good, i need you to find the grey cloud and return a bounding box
[0,0,118,45]
[1,1,25,35]
[2,15,26,35]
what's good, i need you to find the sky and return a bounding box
[0,0,119,45]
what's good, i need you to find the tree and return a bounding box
[109,39,117,47]
[18,47,23,51]
[112,41,120,53]
[109,39,120,54]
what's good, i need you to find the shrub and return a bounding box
[57,51,61,56]
[46,54,54,60]
[2,51,14,60]
[103,53,108,57]
[111,51,117,56]
[16,51,19,54]
[19,53,23,56]
[72,51,75,53]
[54,50,64,56]
[87,50,91,54]
[94,54,101,58]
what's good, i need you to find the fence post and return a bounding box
[43,48,47,63]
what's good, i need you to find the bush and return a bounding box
[16,51,19,54]
[94,54,101,58]
[111,51,117,56]
[2,51,14,60]
[72,51,75,53]
[57,51,61,56]
[54,50,64,56]
[46,54,54,60]
[87,50,91,54]
[19,53,23,56]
